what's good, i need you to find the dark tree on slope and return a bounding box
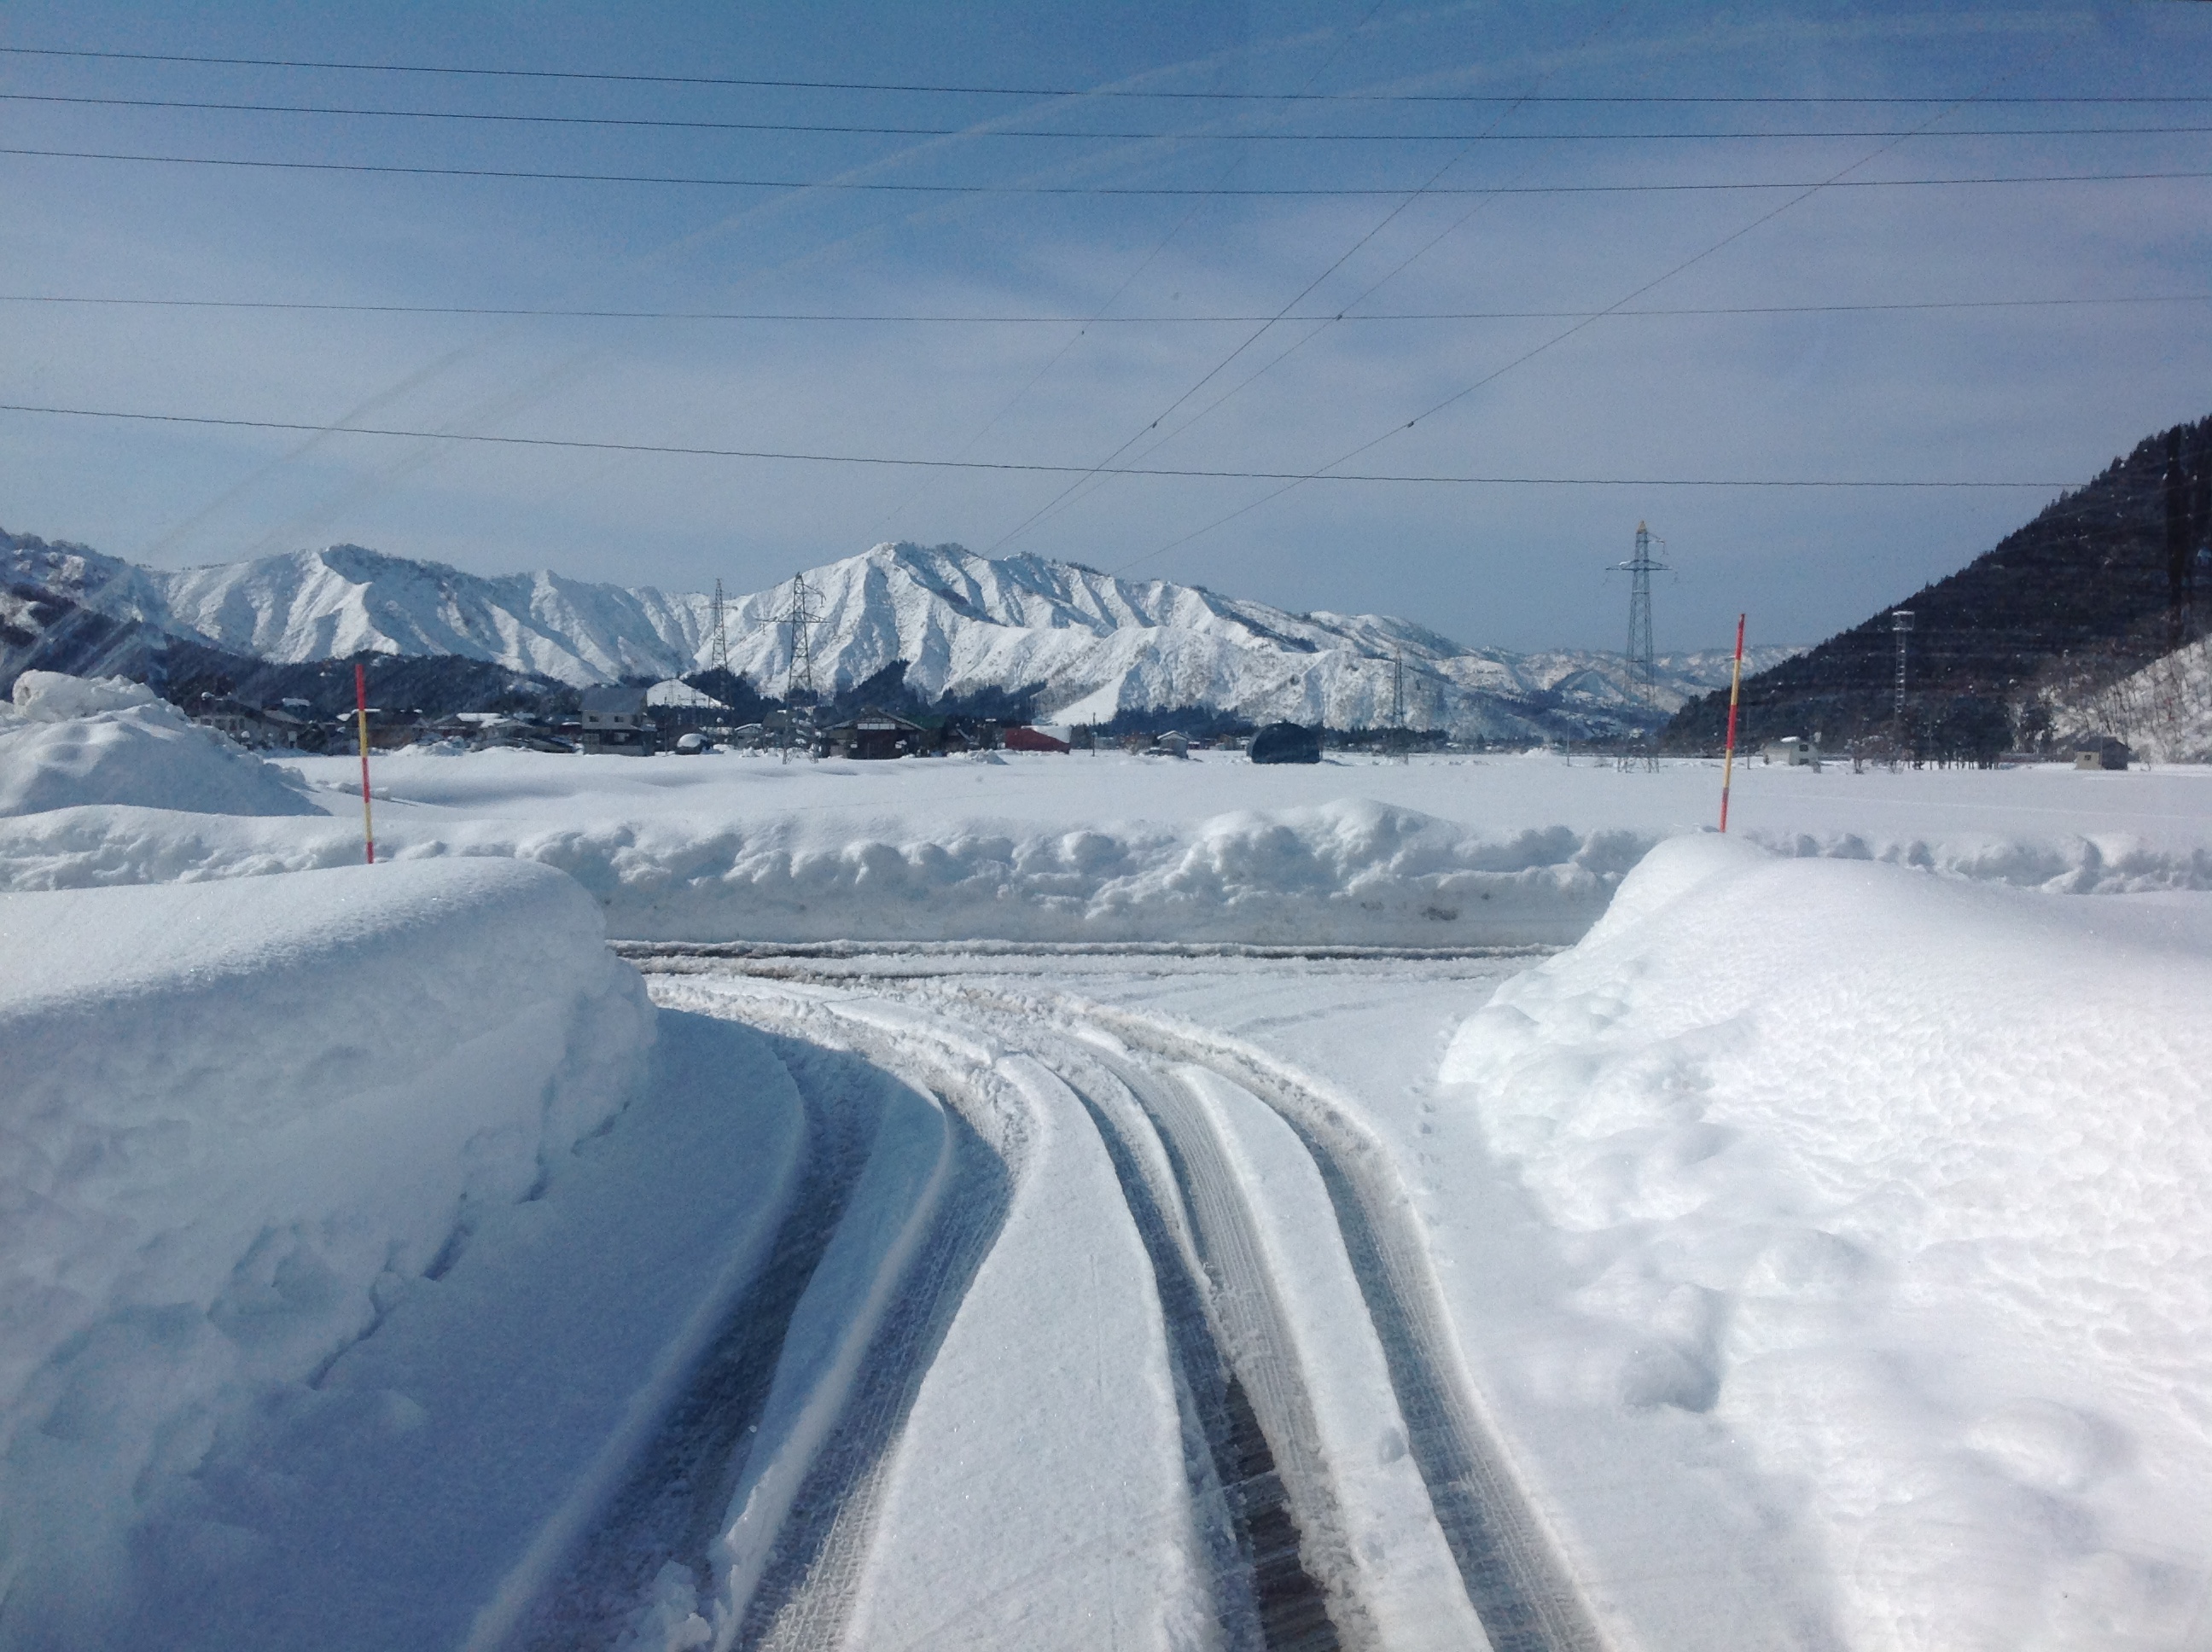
[682,666,779,724]
[1663,410,2212,753]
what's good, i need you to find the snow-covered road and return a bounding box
[588,945,1613,1652]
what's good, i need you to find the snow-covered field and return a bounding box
[2,675,2208,1649]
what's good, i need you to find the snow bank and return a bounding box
[0,859,655,1647]
[1441,836,2212,1648]
[0,670,322,818]
[0,794,1646,945]
[3,743,2209,943]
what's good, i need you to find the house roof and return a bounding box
[579,684,650,715]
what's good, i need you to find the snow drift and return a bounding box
[1441,835,2212,1649]
[0,859,655,1647]
[0,670,323,819]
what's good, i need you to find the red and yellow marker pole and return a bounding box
[1719,614,1745,833]
[355,660,375,864]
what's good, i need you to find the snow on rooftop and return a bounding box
[645,677,730,711]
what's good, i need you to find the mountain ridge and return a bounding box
[5,531,1788,739]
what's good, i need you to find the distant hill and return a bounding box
[4,532,1791,741]
[1663,410,2212,760]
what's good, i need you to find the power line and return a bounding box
[11,91,2212,142]
[0,398,2078,486]
[984,0,1638,556]
[1110,45,2081,571]
[9,144,2204,194]
[4,292,2209,323]
[0,45,2203,105]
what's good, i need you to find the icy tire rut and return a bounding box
[602,954,1607,1652]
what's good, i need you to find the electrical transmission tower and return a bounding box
[709,579,731,676]
[1613,521,1670,768]
[777,573,824,707]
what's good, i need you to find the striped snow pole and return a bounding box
[1719,614,1745,832]
[355,661,375,864]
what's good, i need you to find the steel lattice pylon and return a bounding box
[1613,522,1670,766]
[777,573,824,706]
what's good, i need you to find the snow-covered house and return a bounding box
[579,685,655,755]
[819,707,926,760]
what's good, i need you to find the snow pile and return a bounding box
[0,860,655,1645]
[0,794,1648,945]
[1441,835,2212,1648]
[0,670,323,818]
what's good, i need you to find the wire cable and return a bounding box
[7,144,2207,194]
[0,398,2078,486]
[1108,43,2116,572]
[3,292,2204,323]
[0,44,2203,104]
[9,90,2212,141]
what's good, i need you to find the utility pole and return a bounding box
[1613,521,1669,770]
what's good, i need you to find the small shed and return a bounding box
[1249,722,1322,765]
[1762,736,1818,768]
[822,707,927,759]
[2072,736,2132,771]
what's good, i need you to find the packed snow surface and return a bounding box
[0,669,323,818]
[1441,835,2212,1648]
[0,859,658,1647]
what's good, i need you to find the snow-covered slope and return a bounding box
[4,530,1790,738]
[2047,631,2212,762]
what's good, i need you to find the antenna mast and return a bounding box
[1891,609,1914,724]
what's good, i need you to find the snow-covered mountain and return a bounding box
[3,530,1791,738]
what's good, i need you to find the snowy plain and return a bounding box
[0,678,2208,1649]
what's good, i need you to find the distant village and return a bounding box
[184,678,1366,763]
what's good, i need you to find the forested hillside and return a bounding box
[1664,411,2212,760]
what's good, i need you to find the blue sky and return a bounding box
[3,1,2209,653]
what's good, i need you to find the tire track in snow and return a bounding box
[1045,996,1607,1652]
[497,1005,1011,1652]
[655,973,1348,1649]
[645,987,1017,1652]
[1039,1045,1335,1651]
[629,957,1604,1652]
[649,956,1604,1652]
